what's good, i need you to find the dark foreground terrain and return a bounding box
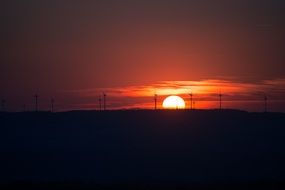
[0,110,285,189]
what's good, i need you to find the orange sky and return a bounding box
[1,1,285,112]
[59,79,285,112]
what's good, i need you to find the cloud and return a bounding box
[61,79,285,111]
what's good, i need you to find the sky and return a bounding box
[1,0,285,112]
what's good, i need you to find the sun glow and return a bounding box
[162,95,186,109]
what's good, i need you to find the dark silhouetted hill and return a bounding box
[0,109,285,189]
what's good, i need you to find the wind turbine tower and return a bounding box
[189,92,193,110]
[51,98,55,112]
[264,95,268,112]
[99,96,102,111]
[154,93,158,110]
[34,94,39,112]
[1,99,6,112]
[219,91,222,110]
[103,93,106,111]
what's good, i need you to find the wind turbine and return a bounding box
[219,90,222,110]
[23,104,26,112]
[176,98,178,110]
[264,94,268,113]
[1,99,6,112]
[189,91,193,110]
[103,93,106,111]
[34,94,39,112]
[99,95,102,111]
[154,93,158,110]
[51,98,55,112]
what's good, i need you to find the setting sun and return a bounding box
[162,95,186,109]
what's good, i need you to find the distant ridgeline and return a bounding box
[0,110,285,189]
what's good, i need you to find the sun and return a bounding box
[162,95,186,109]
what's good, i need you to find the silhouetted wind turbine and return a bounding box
[103,93,106,111]
[219,90,222,110]
[189,91,193,110]
[264,95,268,112]
[51,98,55,112]
[34,94,39,112]
[99,95,102,111]
[154,93,158,110]
[1,99,6,112]
[176,98,178,110]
